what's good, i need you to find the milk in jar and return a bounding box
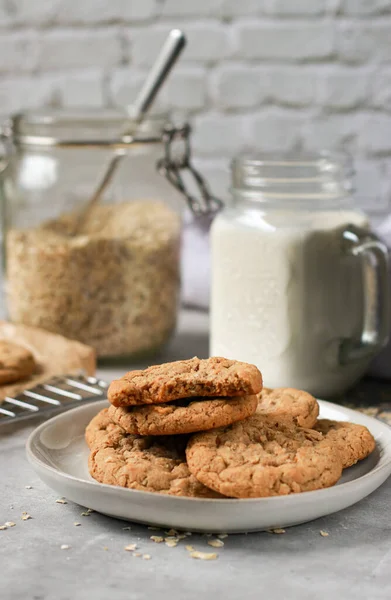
[210,154,389,397]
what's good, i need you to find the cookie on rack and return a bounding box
[257,387,319,428]
[186,414,343,499]
[108,394,258,436]
[0,340,36,385]
[108,356,263,407]
[86,408,223,498]
[314,419,376,469]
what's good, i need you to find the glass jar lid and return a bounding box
[232,151,354,199]
[6,108,170,148]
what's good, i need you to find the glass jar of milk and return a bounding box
[210,153,389,398]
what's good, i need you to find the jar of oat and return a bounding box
[0,109,219,359]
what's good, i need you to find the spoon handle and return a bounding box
[130,29,186,120]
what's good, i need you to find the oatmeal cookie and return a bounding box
[314,419,376,469]
[108,394,258,436]
[108,357,263,407]
[0,340,36,385]
[257,387,319,428]
[86,408,223,498]
[186,414,343,498]
[85,407,125,449]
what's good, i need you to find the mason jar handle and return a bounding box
[340,225,390,364]
[157,123,223,216]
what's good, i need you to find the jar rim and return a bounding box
[6,108,171,147]
[231,151,354,200]
[232,150,352,170]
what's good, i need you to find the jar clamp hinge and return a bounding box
[157,124,223,216]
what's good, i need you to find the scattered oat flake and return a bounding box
[143,554,151,560]
[176,533,187,540]
[124,544,137,552]
[190,551,218,561]
[133,552,142,557]
[103,546,109,551]
[165,536,178,542]
[25,485,33,489]
[122,526,132,530]
[217,534,228,539]
[267,528,286,534]
[56,498,68,504]
[185,545,195,552]
[21,513,32,521]
[208,539,224,548]
[60,545,70,550]
[165,540,178,548]
[0,526,7,530]
[148,526,160,531]
[320,530,329,537]
[165,529,178,535]
[81,509,94,516]
[378,412,391,424]
[5,522,16,528]
[150,536,164,543]
[184,532,192,536]
[358,407,378,417]
[203,533,212,537]
[74,522,81,527]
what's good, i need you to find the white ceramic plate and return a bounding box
[26,399,391,533]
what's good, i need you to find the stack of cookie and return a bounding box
[85,358,376,499]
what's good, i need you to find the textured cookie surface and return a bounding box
[108,357,263,407]
[85,407,124,450]
[0,340,36,385]
[108,394,258,436]
[314,419,376,469]
[186,414,342,498]
[86,409,223,498]
[257,387,319,428]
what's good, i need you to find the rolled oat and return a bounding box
[6,201,181,358]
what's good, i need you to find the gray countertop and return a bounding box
[1,310,391,600]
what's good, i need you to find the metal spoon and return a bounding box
[73,29,187,235]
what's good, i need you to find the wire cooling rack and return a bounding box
[0,373,108,425]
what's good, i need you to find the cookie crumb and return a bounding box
[217,534,228,539]
[133,552,142,557]
[124,544,137,552]
[150,536,164,543]
[267,528,286,534]
[189,551,218,561]
[74,522,81,527]
[56,498,68,504]
[122,526,132,530]
[25,485,33,489]
[185,545,195,552]
[21,513,32,521]
[165,529,178,536]
[60,545,70,550]
[208,539,224,548]
[165,539,178,548]
[142,554,151,560]
[5,522,16,528]
[320,530,329,537]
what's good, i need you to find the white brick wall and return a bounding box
[0,0,391,218]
